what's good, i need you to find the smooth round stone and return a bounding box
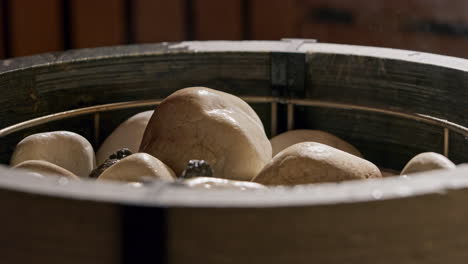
[13,160,80,180]
[253,142,382,186]
[98,153,176,182]
[401,152,455,175]
[270,129,362,157]
[10,131,95,177]
[140,87,271,181]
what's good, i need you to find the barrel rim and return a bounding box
[1,40,468,207]
[1,164,468,208]
[2,40,468,74]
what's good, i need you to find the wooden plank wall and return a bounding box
[132,0,185,43]
[194,0,243,40]
[8,0,63,57]
[1,0,468,59]
[69,0,127,49]
[0,0,4,58]
[297,0,468,57]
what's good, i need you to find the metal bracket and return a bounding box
[271,52,306,99]
[281,38,318,51]
[270,52,305,134]
[270,38,314,134]
[271,38,314,99]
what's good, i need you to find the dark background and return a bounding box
[1,0,468,59]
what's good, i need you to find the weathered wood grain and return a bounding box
[0,51,271,129]
[0,188,120,264]
[305,50,468,127]
[449,131,468,166]
[0,163,468,263]
[169,191,468,263]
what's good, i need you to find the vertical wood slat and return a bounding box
[8,0,63,57]
[0,0,4,58]
[70,0,126,48]
[132,0,185,43]
[298,0,468,59]
[193,0,243,40]
[250,0,301,40]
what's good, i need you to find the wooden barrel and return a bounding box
[0,40,467,264]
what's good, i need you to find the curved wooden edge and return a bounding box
[0,41,285,74]
[172,40,468,72]
[0,40,467,207]
[300,42,468,72]
[2,40,468,75]
[0,164,467,208]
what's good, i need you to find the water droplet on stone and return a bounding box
[58,177,69,185]
[397,185,411,196]
[372,189,383,199]
[127,182,143,188]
